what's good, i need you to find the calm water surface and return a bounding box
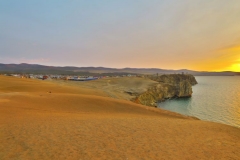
[157,76,240,128]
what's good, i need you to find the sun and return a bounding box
[230,63,240,72]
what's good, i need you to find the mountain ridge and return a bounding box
[0,63,239,76]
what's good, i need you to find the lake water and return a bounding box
[157,76,240,128]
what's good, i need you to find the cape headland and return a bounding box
[135,74,198,107]
[66,74,197,108]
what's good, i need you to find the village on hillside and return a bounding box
[1,73,139,81]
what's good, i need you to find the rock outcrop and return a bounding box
[134,74,197,107]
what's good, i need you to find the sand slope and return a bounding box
[56,77,158,100]
[0,76,240,160]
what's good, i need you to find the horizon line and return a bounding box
[0,62,239,73]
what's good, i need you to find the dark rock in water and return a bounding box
[135,74,197,107]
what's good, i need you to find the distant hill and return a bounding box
[0,63,239,76]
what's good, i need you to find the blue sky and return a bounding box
[1,0,240,71]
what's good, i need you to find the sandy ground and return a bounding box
[0,76,240,160]
[55,77,158,100]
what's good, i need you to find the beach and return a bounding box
[0,76,240,159]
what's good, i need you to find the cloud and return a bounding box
[208,44,240,71]
[217,44,240,59]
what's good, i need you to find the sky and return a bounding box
[1,0,240,71]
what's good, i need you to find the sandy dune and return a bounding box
[0,76,240,160]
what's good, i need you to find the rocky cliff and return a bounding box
[134,74,197,107]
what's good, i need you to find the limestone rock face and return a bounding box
[135,74,197,107]
[178,80,192,97]
[150,74,198,86]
